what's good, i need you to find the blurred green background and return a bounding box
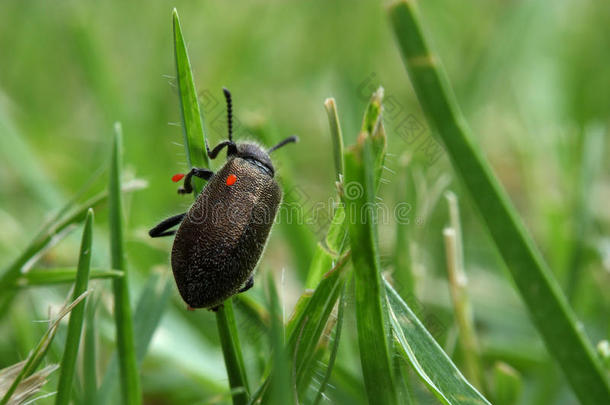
[1,0,608,404]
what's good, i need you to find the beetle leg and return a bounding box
[149,213,186,237]
[178,168,214,194]
[206,140,236,159]
[238,276,254,293]
[209,303,224,312]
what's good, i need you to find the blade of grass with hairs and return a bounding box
[343,89,397,405]
[172,10,249,404]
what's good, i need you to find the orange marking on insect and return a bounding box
[172,173,185,182]
[226,174,237,186]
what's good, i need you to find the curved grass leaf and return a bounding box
[55,209,94,405]
[388,2,610,403]
[386,280,491,405]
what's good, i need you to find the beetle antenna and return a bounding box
[223,87,233,142]
[268,135,299,153]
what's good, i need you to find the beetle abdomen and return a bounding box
[171,158,281,308]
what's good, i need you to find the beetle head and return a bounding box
[208,88,298,176]
[234,143,275,176]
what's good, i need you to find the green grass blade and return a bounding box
[172,10,250,403]
[173,8,209,196]
[388,2,610,403]
[16,268,122,287]
[386,280,491,405]
[216,301,250,405]
[55,208,94,405]
[83,294,99,405]
[109,123,141,405]
[343,134,397,405]
[324,98,345,180]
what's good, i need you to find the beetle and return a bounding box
[149,88,297,311]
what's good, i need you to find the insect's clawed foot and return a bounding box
[238,276,254,293]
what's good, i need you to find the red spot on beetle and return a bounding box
[226,174,237,186]
[186,305,195,311]
[172,173,185,182]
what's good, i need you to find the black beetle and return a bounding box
[149,88,297,310]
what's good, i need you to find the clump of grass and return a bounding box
[388,1,610,404]
[169,12,498,403]
[2,4,607,405]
